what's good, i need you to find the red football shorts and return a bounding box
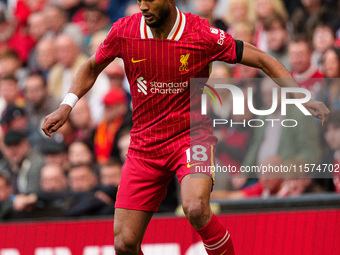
[115,139,216,212]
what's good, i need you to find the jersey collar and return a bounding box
[140,7,186,41]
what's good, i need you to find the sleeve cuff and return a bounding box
[235,40,244,63]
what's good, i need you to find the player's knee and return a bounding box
[114,234,140,255]
[182,197,210,225]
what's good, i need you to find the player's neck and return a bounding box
[150,6,178,39]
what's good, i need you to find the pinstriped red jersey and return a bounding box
[95,8,238,158]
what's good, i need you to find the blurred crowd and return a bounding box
[0,0,340,220]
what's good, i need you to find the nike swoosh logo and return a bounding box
[131,58,146,63]
[187,162,204,168]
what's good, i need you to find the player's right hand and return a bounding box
[41,104,72,137]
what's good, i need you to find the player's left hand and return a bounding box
[303,99,330,126]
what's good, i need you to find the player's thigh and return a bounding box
[179,141,215,205]
[116,155,175,212]
[181,173,213,208]
[114,208,153,246]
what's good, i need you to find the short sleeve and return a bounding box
[201,21,241,64]
[95,20,122,65]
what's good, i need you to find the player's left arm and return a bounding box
[239,42,330,125]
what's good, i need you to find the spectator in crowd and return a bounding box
[68,140,95,166]
[94,87,129,164]
[13,0,47,26]
[288,35,323,98]
[65,163,113,216]
[0,75,24,111]
[264,14,290,70]
[97,159,121,207]
[69,98,96,143]
[0,131,44,194]
[26,11,48,70]
[82,6,110,52]
[1,104,43,148]
[225,0,255,27]
[23,72,60,129]
[193,0,228,31]
[0,3,35,63]
[88,30,107,56]
[210,61,232,79]
[321,110,340,192]
[20,163,69,218]
[103,59,130,103]
[27,10,47,44]
[40,140,69,172]
[71,0,110,34]
[57,0,83,21]
[282,177,326,197]
[292,0,322,34]
[311,23,336,68]
[0,50,27,87]
[0,170,50,219]
[68,164,98,193]
[104,60,126,89]
[40,163,67,193]
[291,0,339,37]
[99,159,122,187]
[317,46,340,110]
[231,21,254,45]
[34,37,57,78]
[47,33,88,101]
[254,0,287,52]
[43,4,83,46]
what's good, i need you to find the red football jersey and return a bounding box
[95,9,239,158]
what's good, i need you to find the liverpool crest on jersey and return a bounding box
[179,53,190,72]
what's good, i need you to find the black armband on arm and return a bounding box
[235,40,244,63]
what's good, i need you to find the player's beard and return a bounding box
[146,5,171,28]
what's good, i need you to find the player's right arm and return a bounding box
[42,17,123,137]
[42,56,109,137]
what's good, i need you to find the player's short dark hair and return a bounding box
[289,34,313,51]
